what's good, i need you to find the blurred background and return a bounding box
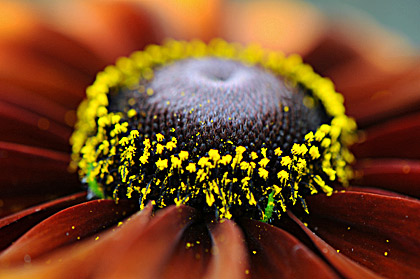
[15,0,420,46]
[305,0,420,46]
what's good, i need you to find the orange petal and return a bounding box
[205,220,249,279]
[221,0,326,55]
[136,0,222,42]
[0,2,106,108]
[48,0,163,63]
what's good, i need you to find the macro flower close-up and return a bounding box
[1,0,420,278]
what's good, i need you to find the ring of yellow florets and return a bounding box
[71,39,356,221]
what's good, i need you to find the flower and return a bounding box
[1,1,420,278]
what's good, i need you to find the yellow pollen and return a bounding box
[156,133,164,142]
[71,39,356,223]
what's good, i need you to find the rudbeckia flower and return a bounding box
[1,1,420,279]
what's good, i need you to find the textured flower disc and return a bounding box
[71,40,356,222]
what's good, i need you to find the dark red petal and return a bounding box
[0,192,86,251]
[0,44,91,110]
[0,203,154,278]
[0,199,137,267]
[204,220,249,279]
[100,205,196,278]
[341,62,420,127]
[0,84,73,129]
[304,31,364,77]
[242,219,338,279]
[353,159,420,197]
[351,112,420,159]
[348,186,416,199]
[0,142,79,202]
[0,102,71,151]
[288,212,382,279]
[306,191,420,278]
[160,220,213,279]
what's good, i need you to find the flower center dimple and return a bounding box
[71,40,356,222]
[114,58,325,157]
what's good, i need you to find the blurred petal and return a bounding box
[0,2,106,75]
[48,0,162,64]
[0,192,86,251]
[0,102,71,151]
[302,14,418,127]
[354,159,420,197]
[242,219,338,278]
[0,2,104,108]
[0,142,79,202]
[205,220,249,279]
[0,83,75,129]
[137,0,222,42]
[306,191,420,278]
[352,112,420,159]
[0,199,137,267]
[304,15,414,77]
[335,60,420,127]
[288,212,381,279]
[221,0,326,55]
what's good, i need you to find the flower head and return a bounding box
[0,1,420,278]
[71,40,356,222]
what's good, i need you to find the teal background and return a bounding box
[305,0,420,46]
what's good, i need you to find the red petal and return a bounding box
[288,212,381,279]
[0,192,86,251]
[101,205,196,278]
[352,112,420,159]
[304,31,364,77]
[0,43,91,110]
[0,203,154,278]
[354,159,420,197]
[340,62,420,127]
[0,142,79,200]
[159,220,213,279]
[348,186,416,199]
[0,199,137,267]
[204,220,249,279]
[242,219,338,279]
[306,191,420,278]
[0,102,71,151]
